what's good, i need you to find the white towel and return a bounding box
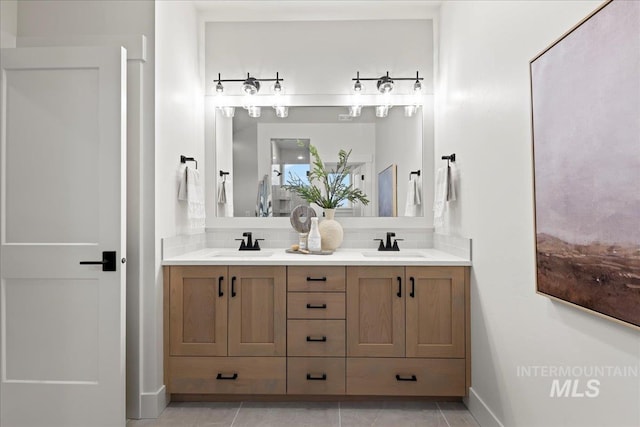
[178,166,205,227]
[433,167,448,227]
[404,176,422,217]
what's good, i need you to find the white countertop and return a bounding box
[162,248,471,266]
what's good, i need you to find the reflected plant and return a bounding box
[283,144,369,209]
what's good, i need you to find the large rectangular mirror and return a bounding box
[215,106,423,217]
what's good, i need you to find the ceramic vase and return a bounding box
[318,208,344,251]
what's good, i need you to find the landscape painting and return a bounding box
[530,0,640,328]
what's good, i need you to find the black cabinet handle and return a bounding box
[396,374,417,382]
[231,276,236,297]
[306,276,327,282]
[218,276,224,297]
[216,373,238,380]
[80,251,116,272]
[306,303,327,309]
[410,277,415,298]
[397,276,402,298]
[306,336,327,342]
[306,373,327,381]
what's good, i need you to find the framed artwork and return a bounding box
[378,164,397,217]
[530,0,640,328]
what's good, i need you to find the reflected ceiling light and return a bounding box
[274,106,288,118]
[348,105,362,117]
[404,105,418,117]
[375,105,390,118]
[221,106,235,118]
[247,105,261,118]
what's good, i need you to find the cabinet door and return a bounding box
[406,267,465,358]
[228,266,286,356]
[347,266,405,357]
[169,266,228,356]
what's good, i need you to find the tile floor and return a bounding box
[127,401,480,427]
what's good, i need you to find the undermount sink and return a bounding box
[209,251,274,258]
[361,251,429,258]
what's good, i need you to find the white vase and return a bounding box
[318,208,343,251]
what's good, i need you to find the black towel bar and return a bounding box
[180,155,198,169]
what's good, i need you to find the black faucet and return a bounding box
[236,232,263,251]
[374,232,403,251]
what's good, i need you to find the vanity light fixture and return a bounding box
[375,105,390,118]
[351,70,423,95]
[215,72,285,119]
[214,72,284,96]
[348,105,362,117]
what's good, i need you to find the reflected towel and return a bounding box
[178,166,205,226]
[447,164,457,202]
[404,176,422,217]
[218,179,227,204]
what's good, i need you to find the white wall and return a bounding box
[155,0,203,414]
[436,2,640,427]
[16,0,157,418]
[0,0,17,48]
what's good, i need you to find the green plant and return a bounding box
[283,144,370,209]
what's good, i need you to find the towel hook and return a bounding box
[409,170,421,180]
[180,155,198,169]
[219,170,230,178]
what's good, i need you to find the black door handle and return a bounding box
[396,374,417,382]
[231,276,236,297]
[216,373,238,380]
[306,336,327,342]
[410,277,415,298]
[218,276,224,297]
[397,276,402,298]
[306,303,327,309]
[306,276,327,282]
[306,373,327,381]
[80,251,116,272]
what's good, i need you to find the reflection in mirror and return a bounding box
[216,106,423,217]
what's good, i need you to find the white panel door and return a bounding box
[0,47,126,427]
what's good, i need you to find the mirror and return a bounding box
[215,106,423,217]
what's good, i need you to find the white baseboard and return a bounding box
[140,385,167,419]
[464,387,505,427]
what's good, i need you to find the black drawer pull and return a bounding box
[397,276,402,298]
[306,336,327,342]
[216,373,238,380]
[306,276,327,282]
[410,277,415,298]
[306,373,327,381]
[306,303,327,309]
[218,276,224,297]
[396,374,417,382]
[231,276,237,297]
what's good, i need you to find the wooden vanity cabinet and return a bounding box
[345,266,468,396]
[165,265,287,395]
[164,264,470,400]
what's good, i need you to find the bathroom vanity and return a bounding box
[162,249,471,401]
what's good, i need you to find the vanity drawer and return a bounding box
[287,357,346,395]
[346,358,465,396]
[288,266,346,292]
[287,292,345,319]
[169,356,286,394]
[287,320,345,356]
